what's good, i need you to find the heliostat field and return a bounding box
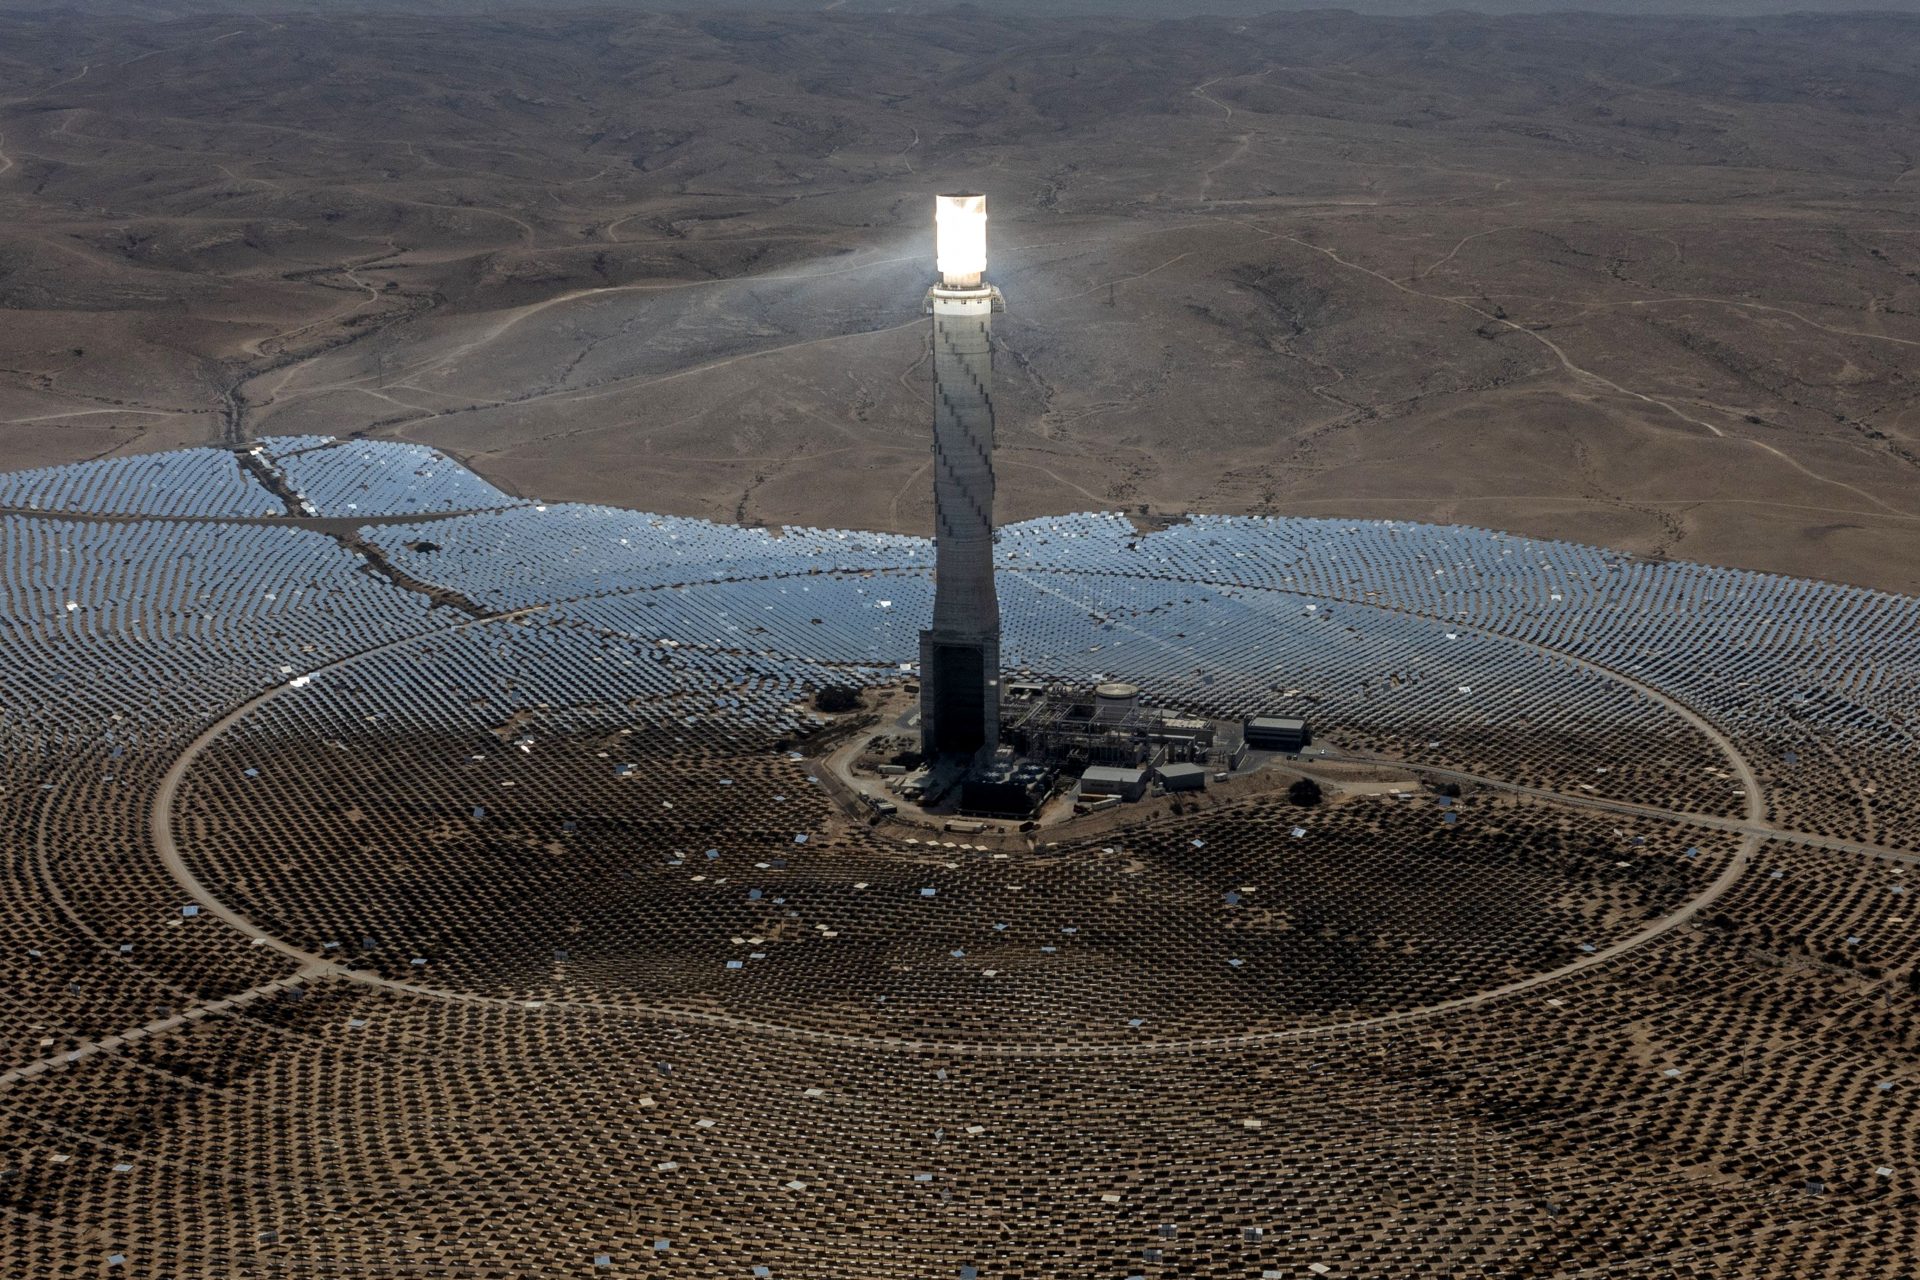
[4,438,1920,1277]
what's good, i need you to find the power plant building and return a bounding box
[1080,765,1148,802]
[1244,715,1312,752]
[1156,761,1209,792]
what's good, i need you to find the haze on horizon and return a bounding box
[7,0,1920,18]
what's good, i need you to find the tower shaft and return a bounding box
[920,284,1003,757]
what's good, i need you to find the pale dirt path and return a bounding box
[0,408,196,426]
[1417,224,1524,279]
[391,194,537,243]
[1041,249,1201,307]
[886,459,930,525]
[238,265,384,358]
[1280,231,1914,520]
[1193,68,1273,201]
[1284,232,1735,436]
[1327,752,1915,865]
[3,753,341,1091]
[373,253,921,389]
[1613,294,1920,350]
[0,968,329,1088]
[261,220,1231,436]
[147,609,548,980]
[375,317,928,438]
[995,456,1113,507]
[215,162,283,194]
[0,501,525,528]
[1191,74,1237,121]
[260,245,931,418]
[43,63,90,91]
[1465,288,1920,352]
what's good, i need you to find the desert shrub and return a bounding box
[814,685,861,713]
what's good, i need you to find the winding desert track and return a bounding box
[149,607,548,978]
[1190,74,1237,122]
[1279,230,1915,520]
[126,560,1848,1062]
[1326,752,1915,865]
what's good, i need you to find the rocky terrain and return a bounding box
[1,5,1917,589]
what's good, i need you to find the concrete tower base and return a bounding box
[919,630,1000,758]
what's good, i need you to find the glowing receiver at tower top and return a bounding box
[919,193,1004,759]
[934,193,988,288]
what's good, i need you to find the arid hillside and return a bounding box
[1,7,1917,589]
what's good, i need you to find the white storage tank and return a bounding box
[1092,681,1140,724]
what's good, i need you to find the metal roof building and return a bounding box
[1156,762,1209,791]
[1244,716,1311,751]
[1080,765,1147,801]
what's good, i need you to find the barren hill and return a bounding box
[1,7,1917,590]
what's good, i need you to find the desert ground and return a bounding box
[1,6,1917,590]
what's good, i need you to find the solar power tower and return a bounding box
[919,193,1005,758]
